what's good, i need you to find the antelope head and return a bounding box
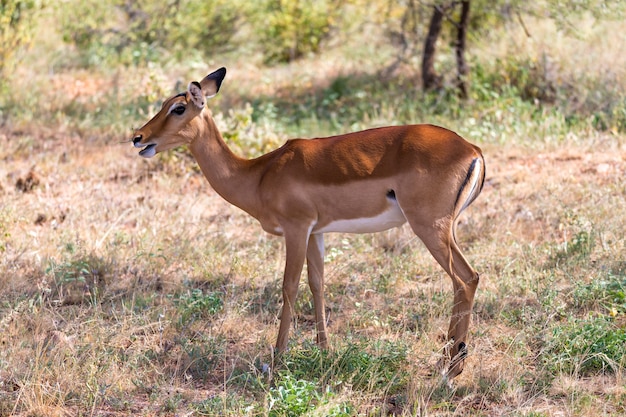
[132,67,226,158]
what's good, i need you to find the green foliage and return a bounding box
[160,0,242,59]
[217,103,286,157]
[544,0,626,32]
[543,270,626,377]
[194,394,256,416]
[558,230,593,261]
[0,0,41,76]
[45,255,109,304]
[587,94,626,133]
[58,0,243,67]
[268,374,352,417]
[0,209,10,253]
[177,334,225,381]
[546,212,595,269]
[573,273,626,316]
[457,0,626,36]
[280,340,408,392]
[268,376,319,416]
[174,288,223,325]
[544,315,626,375]
[256,0,338,64]
[58,0,153,66]
[472,56,558,104]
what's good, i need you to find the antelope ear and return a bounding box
[199,67,227,98]
[188,81,205,108]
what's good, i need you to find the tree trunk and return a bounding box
[422,3,451,91]
[455,0,470,98]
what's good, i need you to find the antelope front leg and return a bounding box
[306,233,327,348]
[275,226,310,353]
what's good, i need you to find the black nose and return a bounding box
[132,135,142,145]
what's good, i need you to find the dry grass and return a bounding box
[1,9,626,417]
[1,123,624,416]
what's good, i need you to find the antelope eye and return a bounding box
[171,105,186,115]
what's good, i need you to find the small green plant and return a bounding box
[573,273,626,315]
[268,374,352,417]
[194,394,256,416]
[161,392,184,413]
[546,211,595,269]
[45,255,108,304]
[268,375,318,416]
[174,288,223,325]
[176,335,226,381]
[544,315,626,375]
[0,210,10,253]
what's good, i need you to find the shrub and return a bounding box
[157,0,242,59]
[216,103,286,157]
[256,0,339,64]
[471,55,558,104]
[0,0,41,77]
[58,0,160,67]
[59,0,243,67]
[268,375,319,416]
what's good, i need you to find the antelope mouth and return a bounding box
[133,142,156,158]
[137,143,157,158]
[132,134,157,158]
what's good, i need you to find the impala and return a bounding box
[131,67,485,379]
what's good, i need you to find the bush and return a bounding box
[471,55,558,104]
[59,0,243,67]
[216,103,286,157]
[165,0,241,59]
[59,0,159,66]
[194,394,255,416]
[256,0,339,64]
[0,0,41,77]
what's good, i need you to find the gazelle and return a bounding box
[132,67,485,379]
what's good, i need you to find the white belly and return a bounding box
[315,201,407,234]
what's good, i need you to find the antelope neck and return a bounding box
[189,111,261,219]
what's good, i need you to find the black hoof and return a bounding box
[457,342,468,360]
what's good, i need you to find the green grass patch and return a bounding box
[279,340,408,393]
[173,288,224,326]
[573,273,626,316]
[544,315,626,375]
[268,374,353,417]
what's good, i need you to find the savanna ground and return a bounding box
[1,2,625,416]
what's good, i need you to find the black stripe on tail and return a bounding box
[454,156,485,215]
